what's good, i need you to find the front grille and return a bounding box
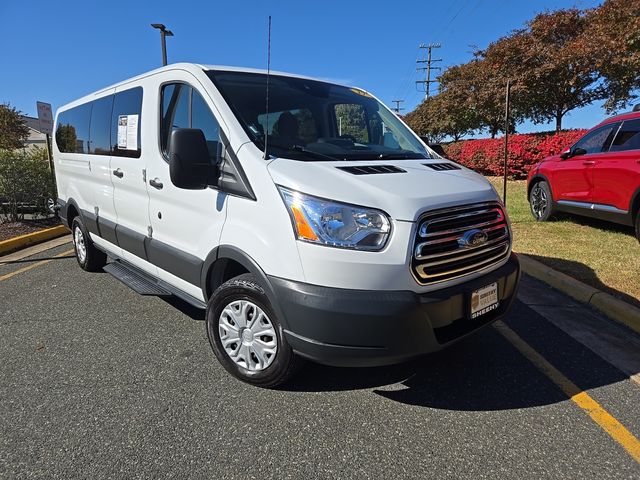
[412,202,510,284]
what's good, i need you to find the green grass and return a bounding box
[488,177,640,308]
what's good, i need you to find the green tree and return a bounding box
[0,103,30,150]
[405,88,479,142]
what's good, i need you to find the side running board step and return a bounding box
[103,261,171,296]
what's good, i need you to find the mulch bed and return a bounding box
[0,217,62,242]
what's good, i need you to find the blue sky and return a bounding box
[1,0,610,135]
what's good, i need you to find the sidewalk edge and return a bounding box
[519,254,640,335]
[0,225,69,256]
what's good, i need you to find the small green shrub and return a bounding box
[0,147,57,222]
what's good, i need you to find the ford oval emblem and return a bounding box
[458,229,488,248]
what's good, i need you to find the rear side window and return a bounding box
[572,123,618,155]
[111,87,143,158]
[89,95,113,155]
[161,83,222,165]
[609,119,640,152]
[55,103,91,153]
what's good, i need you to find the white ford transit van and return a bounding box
[54,63,520,387]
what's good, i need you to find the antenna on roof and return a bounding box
[263,15,272,160]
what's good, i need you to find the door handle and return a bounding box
[113,168,124,178]
[582,160,596,166]
[149,178,163,190]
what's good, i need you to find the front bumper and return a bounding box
[269,253,520,367]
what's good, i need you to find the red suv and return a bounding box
[527,107,640,241]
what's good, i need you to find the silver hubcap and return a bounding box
[74,226,87,263]
[531,185,548,219]
[219,300,277,371]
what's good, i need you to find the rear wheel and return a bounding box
[529,181,554,221]
[206,273,303,388]
[71,217,107,272]
[635,209,640,243]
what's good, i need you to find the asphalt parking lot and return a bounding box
[1,239,639,479]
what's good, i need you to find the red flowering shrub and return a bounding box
[443,130,587,179]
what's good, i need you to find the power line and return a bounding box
[416,43,442,100]
[391,99,405,113]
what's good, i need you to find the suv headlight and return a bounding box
[278,186,391,251]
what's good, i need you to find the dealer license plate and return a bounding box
[470,282,499,319]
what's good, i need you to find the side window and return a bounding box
[334,104,369,143]
[161,83,222,164]
[609,119,640,152]
[573,123,618,155]
[89,95,113,155]
[111,87,143,158]
[55,103,91,153]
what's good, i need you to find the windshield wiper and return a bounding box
[289,145,344,162]
[377,152,428,160]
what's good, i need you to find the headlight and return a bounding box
[278,186,391,251]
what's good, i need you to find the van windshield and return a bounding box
[206,70,430,161]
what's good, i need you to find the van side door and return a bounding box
[145,78,228,300]
[593,118,640,213]
[110,86,157,276]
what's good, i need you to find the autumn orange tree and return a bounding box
[581,0,640,112]
[406,0,639,139]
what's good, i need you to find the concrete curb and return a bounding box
[0,225,69,256]
[519,254,640,335]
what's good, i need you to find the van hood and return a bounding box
[267,158,499,222]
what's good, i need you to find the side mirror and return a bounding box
[560,148,571,160]
[572,147,587,157]
[169,128,219,189]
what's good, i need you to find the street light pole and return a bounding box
[151,24,174,66]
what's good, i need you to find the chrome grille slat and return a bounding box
[415,224,507,248]
[419,208,502,237]
[412,202,511,285]
[415,234,509,261]
[420,210,504,238]
[415,245,510,279]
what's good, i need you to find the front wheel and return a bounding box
[206,273,303,388]
[529,181,554,221]
[71,217,107,272]
[634,209,640,243]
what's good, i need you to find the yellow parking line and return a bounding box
[0,249,75,282]
[494,321,640,464]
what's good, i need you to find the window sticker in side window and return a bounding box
[117,114,139,150]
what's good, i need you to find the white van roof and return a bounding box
[57,63,351,113]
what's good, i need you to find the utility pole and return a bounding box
[416,43,442,99]
[391,100,404,114]
[151,23,174,66]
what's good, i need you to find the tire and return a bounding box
[71,217,107,272]
[635,209,640,243]
[206,273,303,388]
[529,180,555,221]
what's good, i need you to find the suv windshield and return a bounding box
[206,70,430,161]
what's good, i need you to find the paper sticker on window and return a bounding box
[117,114,139,150]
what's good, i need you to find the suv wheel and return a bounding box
[635,209,640,243]
[206,273,302,388]
[529,181,554,221]
[71,217,107,272]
